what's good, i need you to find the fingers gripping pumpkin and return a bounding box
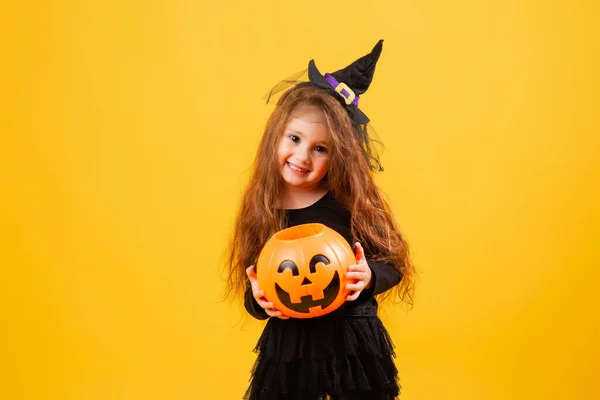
[256,223,356,318]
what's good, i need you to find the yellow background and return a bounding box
[2,0,599,399]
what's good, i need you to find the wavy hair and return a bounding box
[225,85,415,306]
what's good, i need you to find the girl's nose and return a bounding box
[295,146,311,162]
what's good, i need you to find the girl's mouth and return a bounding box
[287,162,310,173]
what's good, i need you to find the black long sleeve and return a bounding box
[244,284,269,320]
[366,261,403,297]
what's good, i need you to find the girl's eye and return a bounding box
[288,134,300,143]
[315,146,328,153]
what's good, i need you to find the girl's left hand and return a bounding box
[345,242,373,301]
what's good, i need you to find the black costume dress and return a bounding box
[244,192,403,400]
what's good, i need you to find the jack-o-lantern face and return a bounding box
[256,223,355,319]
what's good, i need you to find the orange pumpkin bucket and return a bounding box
[256,223,355,319]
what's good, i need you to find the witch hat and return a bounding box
[306,40,384,125]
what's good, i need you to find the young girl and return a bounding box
[226,40,415,400]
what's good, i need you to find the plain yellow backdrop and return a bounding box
[2,0,599,399]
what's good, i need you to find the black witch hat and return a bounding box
[306,39,383,125]
[264,40,386,171]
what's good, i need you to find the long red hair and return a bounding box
[225,85,415,306]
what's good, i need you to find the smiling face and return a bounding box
[276,105,332,192]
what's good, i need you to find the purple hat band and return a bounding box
[323,73,360,106]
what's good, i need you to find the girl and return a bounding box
[226,40,415,400]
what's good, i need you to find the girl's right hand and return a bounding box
[246,265,289,319]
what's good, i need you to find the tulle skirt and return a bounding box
[244,312,400,400]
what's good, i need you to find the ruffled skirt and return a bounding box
[244,313,400,400]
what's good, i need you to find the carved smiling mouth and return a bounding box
[275,271,341,314]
